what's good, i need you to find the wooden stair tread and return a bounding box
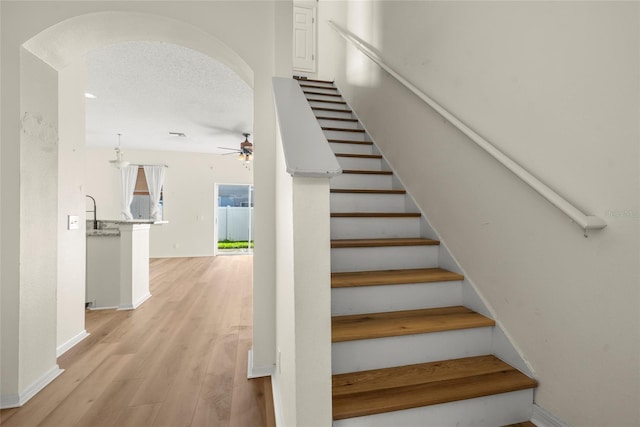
[299,84,338,90]
[307,98,347,105]
[332,306,496,342]
[332,355,537,420]
[331,238,439,248]
[330,212,420,218]
[312,107,353,113]
[333,355,530,396]
[316,116,358,122]
[504,422,537,427]
[330,189,406,194]
[342,169,392,175]
[335,153,382,159]
[322,127,365,133]
[304,91,342,97]
[294,77,334,84]
[331,267,463,288]
[328,139,373,145]
[307,98,347,104]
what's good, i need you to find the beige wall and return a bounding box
[318,1,640,425]
[85,148,252,258]
[1,0,290,403]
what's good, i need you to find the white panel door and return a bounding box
[293,6,316,72]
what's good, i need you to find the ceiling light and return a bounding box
[85,93,97,99]
[109,134,130,169]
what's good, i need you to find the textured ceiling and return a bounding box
[86,41,253,154]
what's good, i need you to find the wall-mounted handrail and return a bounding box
[272,77,342,178]
[328,21,606,235]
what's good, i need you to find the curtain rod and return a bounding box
[133,164,169,168]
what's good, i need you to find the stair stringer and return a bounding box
[345,99,537,381]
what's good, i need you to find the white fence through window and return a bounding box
[218,207,254,241]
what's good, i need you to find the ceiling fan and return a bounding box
[218,133,253,162]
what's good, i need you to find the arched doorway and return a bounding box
[2,9,259,407]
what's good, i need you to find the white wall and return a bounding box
[274,134,333,427]
[1,0,290,404]
[275,137,297,426]
[18,47,61,395]
[57,58,88,355]
[85,148,252,258]
[318,1,640,426]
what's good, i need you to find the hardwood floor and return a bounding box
[1,256,275,427]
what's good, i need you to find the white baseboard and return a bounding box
[532,404,568,427]
[271,374,284,427]
[0,393,20,409]
[56,329,90,357]
[0,365,64,409]
[87,305,118,311]
[118,292,151,311]
[247,349,275,379]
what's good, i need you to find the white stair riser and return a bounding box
[329,143,373,155]
[305,93,344,102]
[332,389,535,427]
[331,281,462,316]
[332,327,493,374]
[331,245,439,272]
[313,109,353,119]
[308,100,350,110]
[335,157,383,170]
[330,217,422,239]
[318,118,360,129]
[331,173,393,190]
[323,130,368,141]
[331,193,410,213]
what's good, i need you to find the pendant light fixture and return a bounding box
[109,133,130,169]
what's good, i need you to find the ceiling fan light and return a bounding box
[110,147,130,169]
[109,135,130,169]
[237,152,245,161]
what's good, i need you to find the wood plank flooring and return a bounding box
[0,256,275,427]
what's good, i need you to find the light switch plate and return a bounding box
[68,215,80,230]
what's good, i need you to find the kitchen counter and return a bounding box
[86,229,120,237]
[86,220,167,237]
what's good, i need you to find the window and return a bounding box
[131,167,163,220]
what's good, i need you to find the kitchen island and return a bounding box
[86,220,166,310]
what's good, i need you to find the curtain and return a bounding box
[143,165,166,221]
[120,165,138,220]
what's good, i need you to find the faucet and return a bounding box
[85,195,98,230]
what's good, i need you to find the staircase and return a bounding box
[295,77,538,426]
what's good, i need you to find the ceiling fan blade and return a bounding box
[217,147,241,151]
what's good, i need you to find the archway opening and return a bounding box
[8,10,256,407]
